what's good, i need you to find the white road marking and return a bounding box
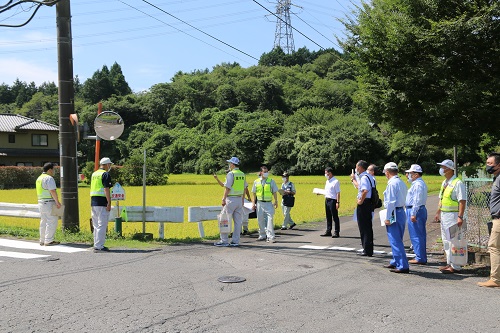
[299,245,329,250]
[0,239,89,253]
[0,250,51,259]
[328,246,356,251]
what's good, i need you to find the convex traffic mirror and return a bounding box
[94,111,124,141]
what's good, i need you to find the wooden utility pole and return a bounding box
[57,0,79,231]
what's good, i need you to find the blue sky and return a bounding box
[0,0,360,92]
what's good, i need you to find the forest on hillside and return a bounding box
[1,0,498,185]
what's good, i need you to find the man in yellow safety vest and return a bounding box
[214,157,248,247]
[91,157,113,252]
[36,162,62,246]
[434,159,466,274]
[252,165,279,243]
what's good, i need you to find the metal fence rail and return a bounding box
[464,178,493,248]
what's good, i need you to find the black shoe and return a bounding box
[241,229,249,235]
[332,233,339,238]
[320,232,332,237]
[289,223,296,229]
[383,264,396,269]
[357,252,372,257]
[94,246,109,253]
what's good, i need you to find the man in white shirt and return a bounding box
[322,167,341,238]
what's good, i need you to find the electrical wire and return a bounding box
[117,0,256,64]
[136,0,259,61]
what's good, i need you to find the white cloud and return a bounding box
[0,58,58,86]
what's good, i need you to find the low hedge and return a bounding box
[0,166,60,189]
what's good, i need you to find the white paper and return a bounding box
[51,204,65,217]
[243,199,255,215]
[379,209,387,226]
[278,189,285,195]
[312,188,326,195]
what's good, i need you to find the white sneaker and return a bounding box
[229,242,239,247]
[214,241,229,247]
[257,236,266,241]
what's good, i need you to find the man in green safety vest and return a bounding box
[252,165,279,243]
[434,159,466,274]
[214,156,248,247]
[36,162,62,246]
[91,157,113,252]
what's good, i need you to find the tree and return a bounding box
[342,0,500,150]
[81,65,114,104]
[109,62,132,95]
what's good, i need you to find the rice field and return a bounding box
[0,174,444,240]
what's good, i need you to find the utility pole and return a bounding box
[57,0,79,231]
[273,0,295,54]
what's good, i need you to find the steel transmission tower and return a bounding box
[273,0,295,54]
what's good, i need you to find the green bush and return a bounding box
[0,166,60,189]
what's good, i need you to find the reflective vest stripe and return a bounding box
[255,178,272,201]
[90,169,106,197]
[228,169,245,196]
[440,178,460,212]
[36,174,52,200]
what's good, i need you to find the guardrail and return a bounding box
[0,202,229,239]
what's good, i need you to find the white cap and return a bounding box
[383,162,398,172]
[99,157,113,165]
[437,159,454,170]
[405,164,423,173]
[226,157,240,165]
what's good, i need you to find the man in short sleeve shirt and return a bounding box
[355,160,374,256]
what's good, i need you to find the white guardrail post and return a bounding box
[188,206,222,238]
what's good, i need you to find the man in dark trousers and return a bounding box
[355,160,374,256]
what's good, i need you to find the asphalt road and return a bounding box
[1,195,498,333]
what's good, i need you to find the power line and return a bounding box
[136,0,259,61]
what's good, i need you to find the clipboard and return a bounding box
[51,204,65,217]
[313,188,326,195]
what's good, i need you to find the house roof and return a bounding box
[0,114,59,133]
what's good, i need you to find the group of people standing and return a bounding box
[345,159,466,274]
[36,157,114,252]
[213,157,297,247]
[35,152,500,289]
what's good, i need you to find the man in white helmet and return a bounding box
[91,157,113,252]
[434,159,466,274]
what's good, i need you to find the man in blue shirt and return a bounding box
[405,164,428,265]
[382,162,409,273]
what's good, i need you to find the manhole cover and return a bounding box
[217,276,246,283]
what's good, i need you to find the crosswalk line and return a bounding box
[299,245,329,250]
[0,250,51,259]
[299,245,417,258]
[328,246,356,251]
[0,239,89,253]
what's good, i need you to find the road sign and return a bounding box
[111,183,125,201]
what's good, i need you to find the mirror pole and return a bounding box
[94,102,102,171]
